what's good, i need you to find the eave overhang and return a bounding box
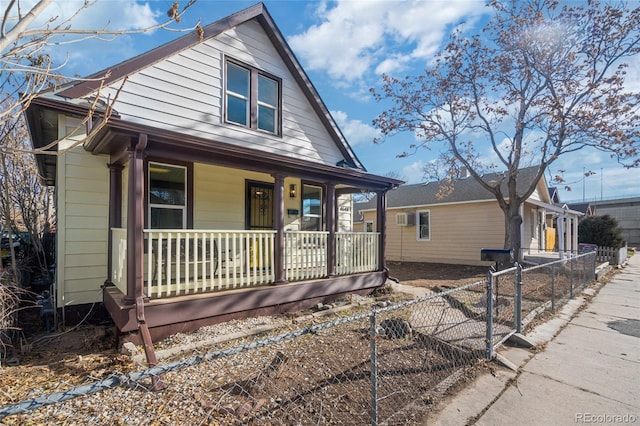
[87,117,401,192]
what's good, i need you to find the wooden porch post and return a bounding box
[105,164,123,286]
[124,134,147,304]
[326,183,336,276]
[272,174,287,284]
[376,190,388,271]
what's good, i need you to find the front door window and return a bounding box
[247,182,274,230]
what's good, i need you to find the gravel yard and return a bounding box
[0,262,491,425]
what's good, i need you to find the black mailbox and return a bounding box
[480,248,514,264]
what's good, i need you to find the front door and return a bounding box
[246,181,274,230]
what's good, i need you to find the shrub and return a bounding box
[578,215,625,248]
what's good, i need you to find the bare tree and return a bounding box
[0,0,199,238]
[372,0,640,259]
[0,1,199,341]
[354,170,406,202]
[1,0,199,136]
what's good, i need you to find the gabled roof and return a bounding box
[565,203,592,215]
[33,2,364,171]
[355,167,544,211]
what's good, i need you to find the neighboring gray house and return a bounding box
[566,203,594,216]
[355,167,583,266]
[590,197,640,248]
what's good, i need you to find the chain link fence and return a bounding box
[1,252,598,425]
[487,251,597,356]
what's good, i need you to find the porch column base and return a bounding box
[123,295,150,306]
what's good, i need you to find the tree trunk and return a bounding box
[502,202,523,265]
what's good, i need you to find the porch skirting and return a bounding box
[104,271,387,344]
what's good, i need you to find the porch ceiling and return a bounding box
[88,117,402,192]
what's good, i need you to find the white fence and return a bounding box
[336,232,379,275]
[596,245,628,266]
[111,229,380,299]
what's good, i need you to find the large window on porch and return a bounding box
[301,185,322,231]
[149,162,186,229]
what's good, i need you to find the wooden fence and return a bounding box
[596,245,628,266]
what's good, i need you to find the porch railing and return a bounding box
[284,231,328,281]
[336,232,379,275]
[110,229,380,299]
[111,228,128,296]
[144,230,276,298]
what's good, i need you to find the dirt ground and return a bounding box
[0,262,490,422]
[387,261,488,288]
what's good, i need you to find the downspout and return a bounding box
[126,133,164,390]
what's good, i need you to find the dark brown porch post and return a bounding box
[105,164,123,286]
[376,190,388,271]
[272,174,287,284]
[124,134,147,304]
[326,183,336,276]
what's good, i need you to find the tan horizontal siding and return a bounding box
[58,140,109,307]
[193,164,302,231]
[366,201,505,266]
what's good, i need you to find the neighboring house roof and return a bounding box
[565,203,593,215]
[355,167,545,211]
[547,187,561,203]
[26,2,371,184]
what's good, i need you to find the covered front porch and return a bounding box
[96,122,400,341]
[106,229,385,341]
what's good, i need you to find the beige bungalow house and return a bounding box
[24,3,401,344]
[355,167,582,266]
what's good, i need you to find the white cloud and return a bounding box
[332,110,380,145]
[289,0,486,82]
[34,0,160,31]
[402,160,426,184]
[8,1,165,74]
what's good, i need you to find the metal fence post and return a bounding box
[551,264,556,312]
[515,263,522,334]
[485,271,494,360]
[570,257,574,298]
[370,312,378,426]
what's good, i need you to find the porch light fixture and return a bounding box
[289,184,297,198]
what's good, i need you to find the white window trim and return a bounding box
[416,209,431,241]
[302,184,323,231]
[148,162,187,229]
[224,58,281,135]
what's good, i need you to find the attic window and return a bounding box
[225,59,281,135]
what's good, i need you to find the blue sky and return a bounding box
[30,0,640,202]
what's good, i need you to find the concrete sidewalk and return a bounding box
[428,254,640,425]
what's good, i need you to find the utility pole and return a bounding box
[582,167,585,202]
